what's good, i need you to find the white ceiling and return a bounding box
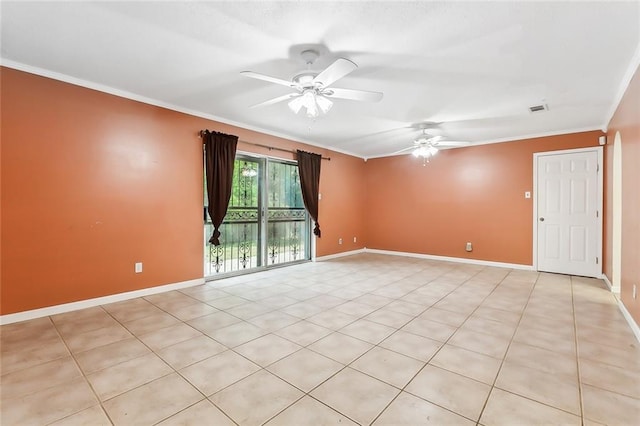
[2,1,639,158]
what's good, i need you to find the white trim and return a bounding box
[311,232,318,261]
[0,59,361,160]
[602,273,613,291]
[310,219,319,261]
[615,296,640,343]
[533,152,540,271]
[601,273,622,294]
[532,146,604,158]
[315,248,366,262]
[604,44,640,131]
[0,278,204,325]
[612,131,623,294]
[364,249,533,270]
[1,59,606,162]
[532,146,603,278]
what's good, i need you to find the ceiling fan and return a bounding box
[395,129,470,165]
[241,49,383,118]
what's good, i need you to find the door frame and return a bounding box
[532,146,603,277]
[612,132,623,292]
[204,150,313,279]
[237,150,316,264]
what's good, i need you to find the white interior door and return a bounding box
[535,148,602,277]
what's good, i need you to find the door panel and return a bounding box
[536,150,600,277]
[544,225,561,260]
[546,178,561,213]
[205,157,262,275]
[569,226,586,261]
[265,161,309,266]
[204,156,309,277]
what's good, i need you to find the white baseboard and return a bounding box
[602,273,613,290]
[315,248,366,262]
[601,274,637,342]
[364,248,534,270]
[0,278,205,325]
[615,295,640,343]
[602,273,621,294]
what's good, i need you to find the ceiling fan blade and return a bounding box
[241,71,295,88]
[313,58,357,88]
[325,88,383,103]
[250,93,299,108]
[389,146,416,155]
[415,134,441,143]
[434,141,471,147]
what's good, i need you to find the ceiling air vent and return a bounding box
[529,104,548,113]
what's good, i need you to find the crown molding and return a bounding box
[0,58,364,159]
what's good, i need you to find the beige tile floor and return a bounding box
[2,253,639,425]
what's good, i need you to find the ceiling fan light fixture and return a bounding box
[316,94,333,114]
[304,94,319,118]
[412,145,438,161]
[288,95,304,114]
[287,89,333,118]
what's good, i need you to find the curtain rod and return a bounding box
[199,130,330,161]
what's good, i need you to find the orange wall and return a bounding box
[1,64,629,319]
[1,67,365,315]
[606,64,640,324]
[316,154,367,253]
[364,131,603,265]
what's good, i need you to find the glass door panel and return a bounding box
[205,157,262,275]
[204,156,310,278]
[266,161,309,265]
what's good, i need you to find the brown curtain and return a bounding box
[204,130,238,246]
[296,150,322,237]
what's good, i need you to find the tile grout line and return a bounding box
[477,275,590,423]
[6,257,633,425]
[46,313,116,426]
[108,297,248,425]
[468,268,539,425]
[90,305,212,420]
[167,276,375,426]
[571,276,586,426]
[257,262,466,425]
[368,265,516,425]
[133,275,348,426]
[64,301,237,425]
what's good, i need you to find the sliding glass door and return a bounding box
[204,155,310,277]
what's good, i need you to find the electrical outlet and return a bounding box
[465,242,473,252]
[633,284,637,299]
[353,237,357,243]
[338,238,343,245]
[135,262,143,273]
[525,191,531,199]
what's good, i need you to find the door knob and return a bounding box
[539,217,545,222]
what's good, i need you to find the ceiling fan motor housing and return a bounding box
[300,49,320,65]
[293,72,320,89]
